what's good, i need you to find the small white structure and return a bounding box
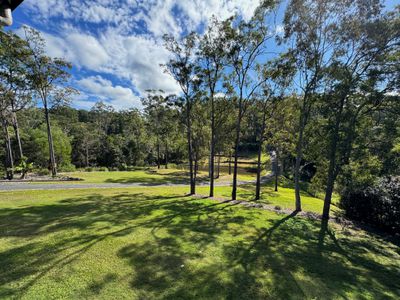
[0,1,12,26]
[1,0,24,27]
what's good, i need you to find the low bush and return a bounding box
[340,176,400,234]
[118,164,129,171]
[84,166,108,172]
[59,163,76,172]
[15,157,34,178]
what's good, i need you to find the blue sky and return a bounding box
[7,0,399,110]
[7,0,266,110]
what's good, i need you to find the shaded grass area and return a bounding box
[0,188,399,299]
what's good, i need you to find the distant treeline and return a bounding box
[0,101,264,172]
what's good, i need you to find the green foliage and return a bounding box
[24,123,72,169]
[340,176,400,233]
[14,156,34,176]
[59,163,76,173]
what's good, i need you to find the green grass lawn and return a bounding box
[66,169,197,184]
[1,185,399,299]
[57,168,259,185]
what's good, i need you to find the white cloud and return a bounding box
[215,92,227,98]
[275,24,284,35]
[386,91,399,96]
[20,0,262,109]
[24,0,129,25]
[133,0,261,37]
[98,30,180,94]
[33,27,181,96]
[66,33,109,70]
[77,75,141,110]
[24,0,261,36]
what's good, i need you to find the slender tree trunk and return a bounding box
[157,136,160,169]
[209,94,215,197]
[216,154,220,179]
[44,103,57,177]
[208,155,211,178]
[186,97,195,195]
[228,151,232,175]
[322,96,345,220]
[294,124,304,211]
[255,111,267,200]
[294,89,314,212]
[85,142,89,167]
[294,97,309,212]
[194,151,198,181]
[255,140,263,200]
[274,149,279,192]
[165,139,168,169]
[323,170,336,219]
[232,98,243,200]
[2,117,14,180]
[11,112,23,161]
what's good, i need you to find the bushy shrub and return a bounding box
[59,163,76,172]
[118,164,128,171]
[15,156,34,178]
[340,176,400,234]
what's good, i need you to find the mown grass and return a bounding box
[57,168,259,185]
[0,186,399,299]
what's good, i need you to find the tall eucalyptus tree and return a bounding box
[198,17,230,197]
[163,32,201,195]
[23,27,76,177]
[283,0,339,211]
[224,7,275,200]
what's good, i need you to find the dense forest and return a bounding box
[1,0,399,229]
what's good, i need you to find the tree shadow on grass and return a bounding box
[118,208,400,299]
[0,192,244,298]
[0,192,399,299]
[218,216,400,299]
[88,273,118,295]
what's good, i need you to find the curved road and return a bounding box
[0,152,276,192]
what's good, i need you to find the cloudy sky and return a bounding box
[8,0,398,110]
[9,0,268,110]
